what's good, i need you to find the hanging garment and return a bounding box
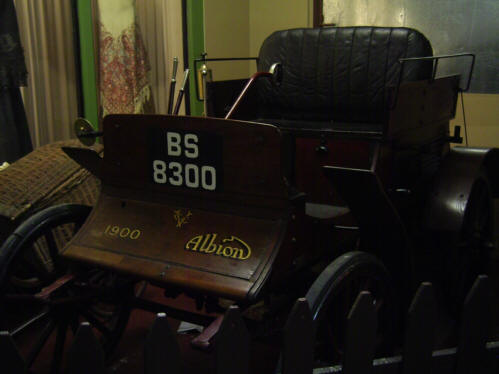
[98,0,154,115]
[0,0,32,163]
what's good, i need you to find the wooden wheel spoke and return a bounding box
[80,309,112,337]
[26,319,57,367]
[70,316,80,336]
[11,307,51,337]
[24,251,53,283]
[4,293,45,304]
[44,230,59,264]
[51,319,69,374]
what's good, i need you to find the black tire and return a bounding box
[0,204,91,288]
[305,251,396,365]
[0,204,133,374]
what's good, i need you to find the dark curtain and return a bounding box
[0,0,32,164]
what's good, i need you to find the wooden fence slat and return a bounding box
[0,331,27,374]
[343,291,377,374]
[456,275,491,374]
[68,322,105,374]
[282,297,315,374]
[144,313,181,374]
[403,282,436,374]
[216,305,250,374]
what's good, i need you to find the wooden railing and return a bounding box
[1,275,498,374]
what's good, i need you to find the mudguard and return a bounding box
[424,147,499,234]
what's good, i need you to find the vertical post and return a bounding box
[403,282,437,374]
[343,291,376,374]
[216,306,250,374]
[144,313,182,374]
[68,322,105,374]
[76,0,99,129]
[456,275,491,374]
[185,0,205,117]
[282,298,314,374]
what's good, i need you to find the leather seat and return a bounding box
[255,27,433,129]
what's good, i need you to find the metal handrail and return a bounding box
[391,53,476,109]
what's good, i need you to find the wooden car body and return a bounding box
[62,115,314,302]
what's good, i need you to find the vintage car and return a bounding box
[0,26,497,373]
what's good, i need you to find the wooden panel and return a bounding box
[101,115,289,203]
[62,188,289,301]
[387,75,459,146]
[295,138,372,204]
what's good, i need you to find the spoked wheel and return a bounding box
[445,176,494,313]
[0,204,134,374]
[305,251,396,366]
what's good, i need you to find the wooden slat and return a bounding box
[216,306,250,374]
[343,291,376,374]
[403,282,436,374]
[144,313,181,374]
[0,331,26,374]
[456,275,491,374]
[282,298,315,374]
[68,322,105,374]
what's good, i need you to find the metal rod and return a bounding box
[398,53,475,91]
[173,69,190,115]
[167,57,179,114]
[201,63,208,116]
[11,308,50,337]
[225,71,272,119]
[193,57,259,101]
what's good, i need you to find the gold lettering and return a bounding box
[104,225,141,240]
[185,235,203,251]
[199,234,211,253]
[222,246,233,257]
[130,230,141,239]
[231,248,243,259]
[216,244,224,255]
[200,234,217,253]
[222,236,252,260]
[184,234,252,260]
[120,227,130,238]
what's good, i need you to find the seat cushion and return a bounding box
[255,118,383,139]
[257,27,433,125]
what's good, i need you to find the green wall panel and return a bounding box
[77,0,99,129]
[186,0,205,117]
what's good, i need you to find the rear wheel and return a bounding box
[0,204,133,374]
[445,176,494,313]
[305,251,396,365]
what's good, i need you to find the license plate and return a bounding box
[148,128,223,191]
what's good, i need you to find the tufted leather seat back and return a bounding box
[257,27,433,124]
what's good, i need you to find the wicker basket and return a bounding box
[0,139,103,243]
